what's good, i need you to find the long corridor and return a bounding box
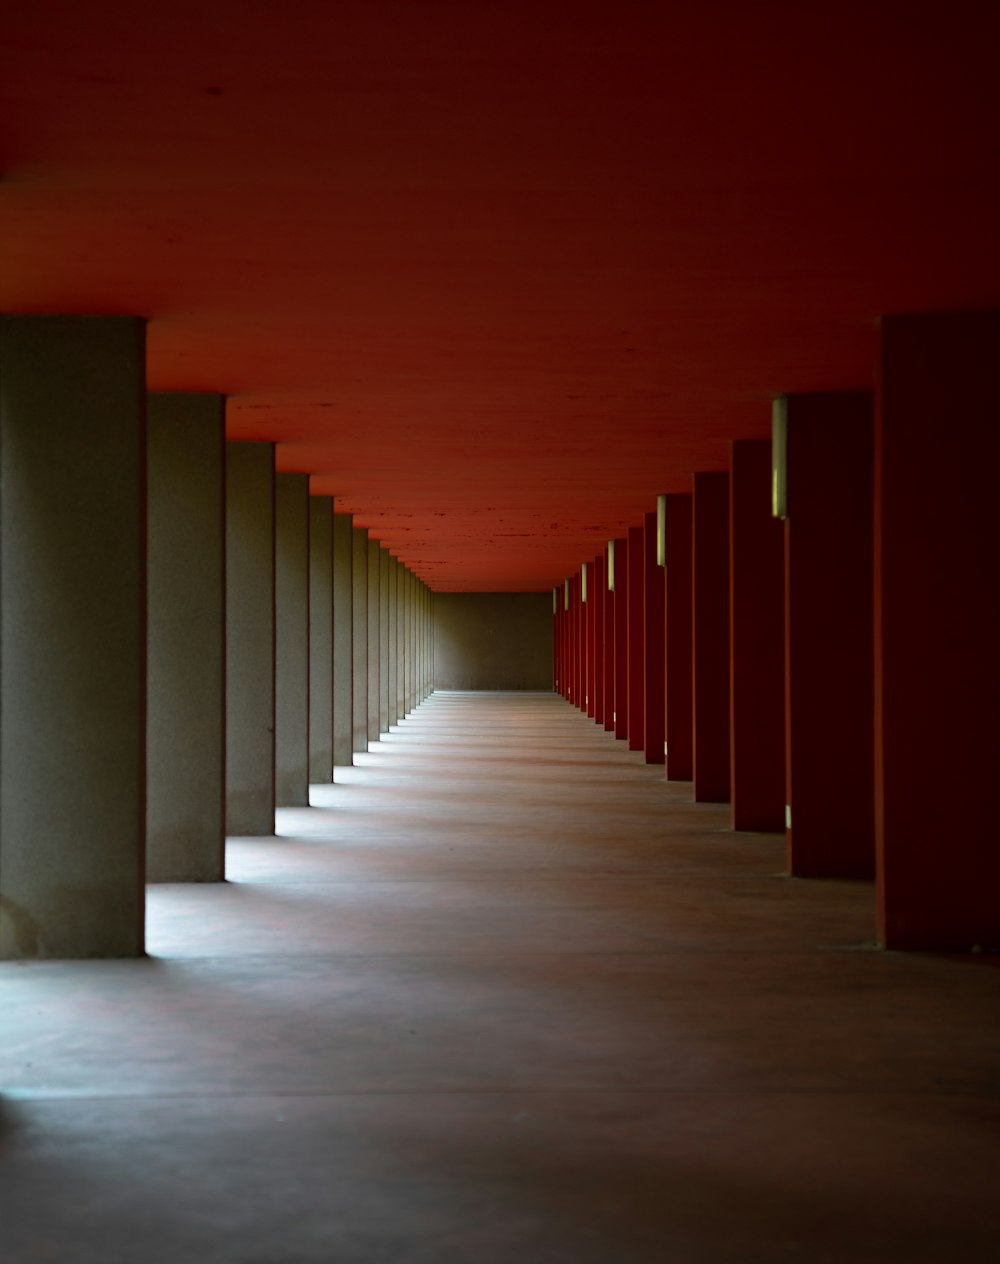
[2,693,998,1262]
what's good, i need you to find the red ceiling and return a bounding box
[2,1,998,589]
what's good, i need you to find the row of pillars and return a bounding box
[0,316,433,959]
[554,312,999,953]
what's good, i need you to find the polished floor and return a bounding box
[2,692,998,1262]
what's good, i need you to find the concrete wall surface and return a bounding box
[433,593,552,690]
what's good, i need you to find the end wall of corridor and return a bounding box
[432,593,552,690]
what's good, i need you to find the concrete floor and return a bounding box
[2,692,998,1263]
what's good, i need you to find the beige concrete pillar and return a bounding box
[308,494,333,784]
[275,473,310,806]
[367,536,381,741]
[379,546,390,734]
[426,583,433,700]
[419,579,427,703]
[395,565,402,720]
[396,561,406,722]
[1,316,146,958]
[387,556,400,728]
[410,571,418,712]
[351,526,369,753]
[417,578,424,707]
[332,511,354,766]
[429,585,435,697]
[402,568,412,715]
[415,578,423,704]
[391,561,404,728]
[226,441,275,835]
[425,583,432,699]
[147,392,226,882]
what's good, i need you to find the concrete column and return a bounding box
[420,579,426,701]
[415,574,423,703]
[427,583,434,702]
[643,512,665,764]
[351,526,368,752]
[395,560,406,722]
[275,473,310,806]
[402,563,409,712]
[379,547,390,733]
[875,313,1000,950]
[415,579,422,704]
[730,439,785,831]
[308,494,333,784]
[0,315,146,959]
[406,570,416,714]
[226,441,275,835]
[783,393,873,877]
[421,583,427,701]
[422,581,429,702]
[147,392,225,883]
[400,568,410,715]
[593,554,606,724]
[664,494,693,781]
[332,511,354,767]
[613,537,629,739]
[415,578,422,706]
[387,557,399,725]
[367,537,381,740]
[420,579,427,702]
[627,524,645,752]
[693,472,731,803]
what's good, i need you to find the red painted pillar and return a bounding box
[603,544,616,732]
[730,439,785,831]
[585,561,596,718]
[566,574,575,706]
[560,586,566,700]
[613,536,629,740]
[576,569,587,712]
[593,554,605,725]
[693,472,730,802]
[561,580,571,700]
[876,313,1000,950]
[783,393,873,878]
[572,572,583,709]
[566,584,573,705]
[562,578,573,704]
[626,524,645,752]
[664,494,693,781]
[643,512,665,764]
[552,587,561,695]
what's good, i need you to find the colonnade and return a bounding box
[554,312,1000,954]
[0,316,433,959]
[2,312,996,959]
